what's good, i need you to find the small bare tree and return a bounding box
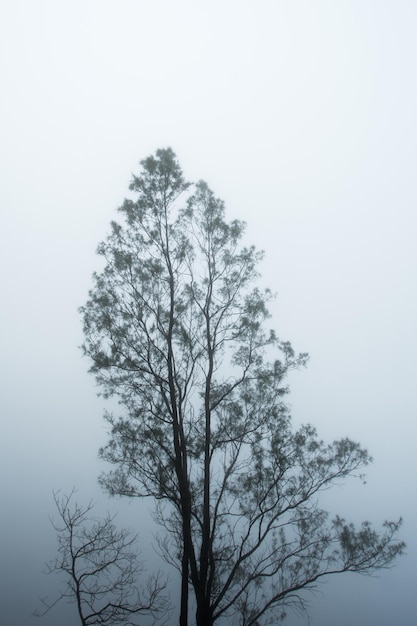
[36,490,169,625]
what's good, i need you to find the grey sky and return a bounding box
[1,1,416,624]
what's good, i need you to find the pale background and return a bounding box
[1,1,416,624]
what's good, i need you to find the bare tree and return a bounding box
[36,490,169,625]
[80,148,404,626]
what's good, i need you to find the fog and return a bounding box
[1,1,416,624]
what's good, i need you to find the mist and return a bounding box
[1,1,416,624]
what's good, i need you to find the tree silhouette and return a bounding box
[80,148,404,626]
[36,490,168,625]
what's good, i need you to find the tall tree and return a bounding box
[80,148,404,626]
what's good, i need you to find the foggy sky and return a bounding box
[1,1,416,625]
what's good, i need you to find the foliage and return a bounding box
[80,148,404,626]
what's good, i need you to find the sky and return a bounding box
[1,1,416,624]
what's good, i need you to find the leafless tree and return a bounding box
[35,490,169,625]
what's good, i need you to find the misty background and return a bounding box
[1,1,416,624]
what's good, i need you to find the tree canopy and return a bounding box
[80,148,404,626]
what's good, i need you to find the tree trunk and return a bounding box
[196,596,213,626]
[179,549,188,626]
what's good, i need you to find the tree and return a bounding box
[80,148,404,626]
[36,490,168,625]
